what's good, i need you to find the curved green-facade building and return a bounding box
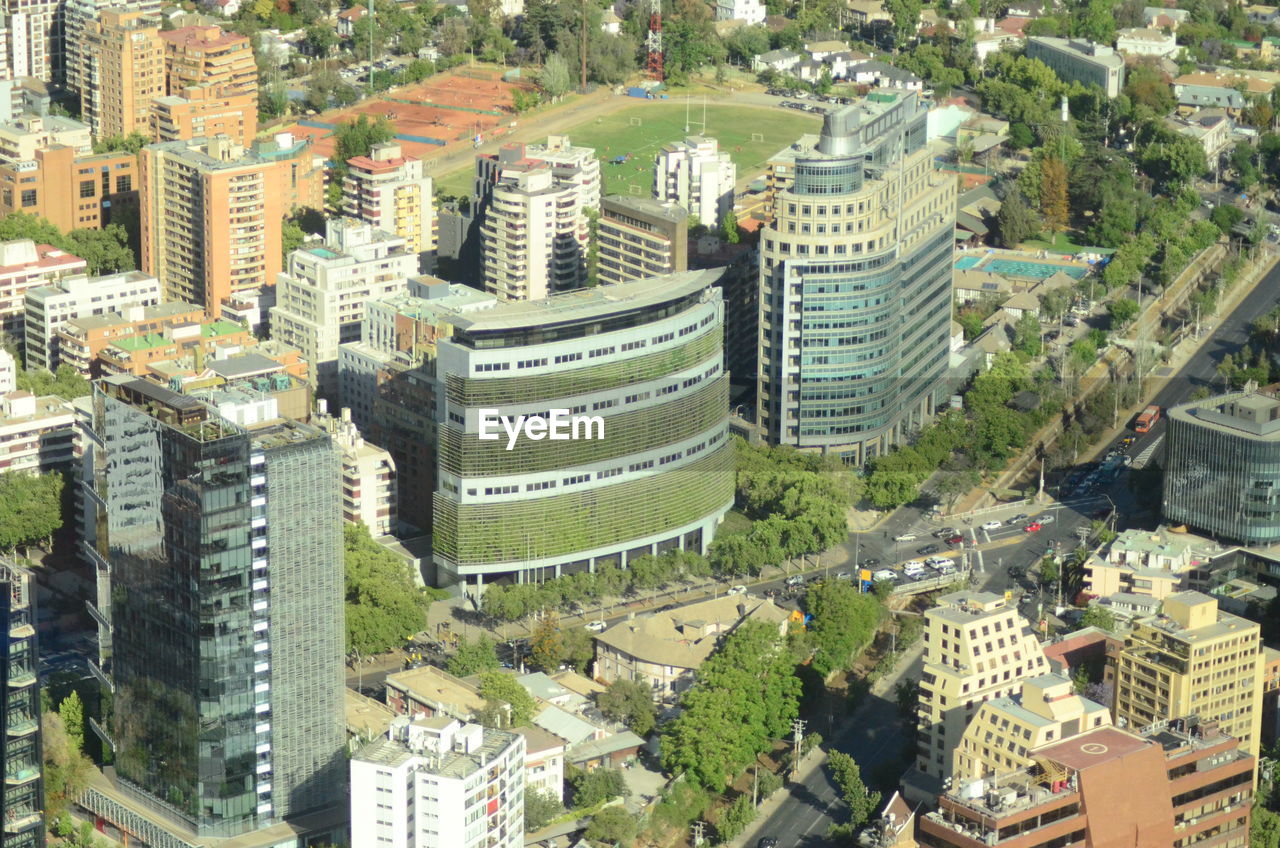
[430,269,735,591]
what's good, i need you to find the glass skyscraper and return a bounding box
[81,376,345,844]
[756,92,956,464]
[1,561,44,848]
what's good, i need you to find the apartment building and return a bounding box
[63,0,162,101]
[0,390,77,472]
[0,145,139,233]
[23,270,161,371]
[1,560,43,848]
[920,720,1254,848]
[80,377,347,842]
[0,239,86,340]
[314,403,397,535]
[426,269,733,592]
[1164,388,1280,545]
[0,347,14,391]
[597,195,688,286]
[140,133,324,316]
[1082,526,1231,600]
[1025,37,1125,97]
[758,93,954,463]
[716,0,766,25]
[3,0,58,82]
[915,591,1052,784]
[481,162,588,301]
[953,674,1112,783]
[1113,591,1263,760]
[525,134,601,211]
[82,9,166,140]
[343,142,435,266]
[350,717,525,848]
[55,300,203,375]
[653,135,736,227]
[0,114,90,161]
[96,317,255,377]
[153,24,258,145]
[270,217,415,392]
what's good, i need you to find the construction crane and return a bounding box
[645,0,664,81]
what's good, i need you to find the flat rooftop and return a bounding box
[1035,726,1150,770]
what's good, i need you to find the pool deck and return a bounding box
[953,247,1094,280]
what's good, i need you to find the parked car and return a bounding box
[1024,522,1043,533]
[937,563,957,575]
[873,569,897,582]
[585,620,608,633]
[894,533,918,542]
[728,584,747,595]
[981,520,1002,531]
[904,560,925,570]
[785,575,804,587]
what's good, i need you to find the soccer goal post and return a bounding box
[630,117,642,126]
[751,132,765,142]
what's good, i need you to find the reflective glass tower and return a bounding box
[757,93,956,464]
[82,376,345,842]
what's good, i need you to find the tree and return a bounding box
[304,22,338,56]
[42,710,92,819]
[720,208,741,244]
[1039,555,1060,586]
[529,614,565,673]
[478,671,537,727]
[58,691,85,753]
[1211,203,1245,235]
[560,626,594,674]
[1014,311,1042,358]
[716,794,757,842]
[0,471,65,551]
[997,189,1039,248]
[884,0,923,47]
[1040,156,1069,236]
[936,467,979,511]
[334,115,396,164]
[1078,605,1116,633]
[827,751,881,838]
[1039,287,1073,322]
[91,131,149,155]
[585,805,637,844]
[1107,297,1139,327]
[66,224,136,275]
[16,364,89,401]
[446,636,500,676]
[865,469,921,510]
[282,217,307,264]
[344,524,428,654]
[806,579,883,678]
[538,52,572,99]
[661,621,801,786]
[571,767,629,807]
[525,788,564,831]
[598,678,658,736]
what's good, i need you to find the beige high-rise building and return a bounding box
[83,9,165,140]
[916,591,1051,783]
[343,142,434,268]
[83,16,257,145]
[480,163,587,301]
[953,673,1112,783]
[598,195,687,286]
[140,133,324,316]
[757,92,955,463]
[1113,591,1264,759]
[63,0,162,101]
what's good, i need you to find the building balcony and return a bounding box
[5,714,37,737]
[3,807,41,834]
[4,765,39,786]
[7,666,36,688]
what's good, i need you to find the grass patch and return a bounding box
[432,102,821,201]
[1020,231,1096,254]
[718,509,753,537]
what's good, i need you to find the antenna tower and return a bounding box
[645,0,664,81]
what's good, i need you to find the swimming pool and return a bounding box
[953,255,1089,280]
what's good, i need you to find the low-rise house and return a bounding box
[1116,27,1179,57]
[345,687,397,752]
[1246,3,1280,26]
[840,0,892,29]
[1174,71,1269,114]
[1165,108,1232,161]
[515,725,567,803]
[843,61,923,89]
[1082,526,1236,600]
[975,29,1025,64]
[337,5,366,37]
[384,665,487,721]
[752,47,803,73]
[1143,6,1188,29]
[593,593,789,700]
[531,703,644,769]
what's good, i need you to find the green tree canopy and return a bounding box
[333,115,396,164]
[805,579,883,678]
[17,364,89,401]
[1078,605,1116,633]
[478,671,537,727]
[446,636,500,677]
[344,523,428,654]
[584,804,637,845]
[571,767,629,807]
[0,471,64,551]
[597,678,658,736]
[524,788,564,831]
[997,189,1040,248]
[828,751,881,837]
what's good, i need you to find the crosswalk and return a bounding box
[1132,435,1164,470]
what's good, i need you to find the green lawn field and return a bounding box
[433,101,822,200]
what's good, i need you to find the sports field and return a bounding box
[432,101,822,199]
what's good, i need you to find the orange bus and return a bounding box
[1135,404,1161,434]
